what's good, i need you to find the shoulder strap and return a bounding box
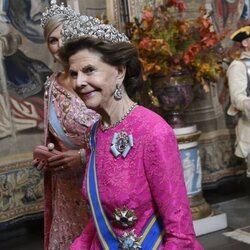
[240,58,250,97]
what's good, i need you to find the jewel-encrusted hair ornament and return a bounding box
[41,0,78,28]
[61,14,129,43]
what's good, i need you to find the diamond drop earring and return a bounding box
[114,84,123,100]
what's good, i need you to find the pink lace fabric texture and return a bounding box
[48,167,89,250]
[43,73,99,250]
[71,106,203,250]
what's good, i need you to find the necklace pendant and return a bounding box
[111,131,133,158]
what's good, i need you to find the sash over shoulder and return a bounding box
[87,121,165,249]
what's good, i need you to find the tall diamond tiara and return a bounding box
[41,0,79,28]
[61,14,129,44]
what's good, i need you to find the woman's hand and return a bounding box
[47,149,85,171]
[31,158,47,171]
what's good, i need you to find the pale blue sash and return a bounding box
[48,102,78,149]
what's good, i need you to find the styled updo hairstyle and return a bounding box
[59,37,143,98]
[43,14,67,43]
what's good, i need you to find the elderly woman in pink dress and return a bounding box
[32,2,99,249]
[59,15,204,250]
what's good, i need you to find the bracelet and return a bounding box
[79,148,86,165]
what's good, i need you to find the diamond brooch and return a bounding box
[111,131,133,158]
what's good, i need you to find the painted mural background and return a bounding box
[0,0,54,226]
[0,0,110,227]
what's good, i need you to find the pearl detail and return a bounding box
[100,103,137,131]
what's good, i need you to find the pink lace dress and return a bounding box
[71,105,203,250]
[43,72,99,250]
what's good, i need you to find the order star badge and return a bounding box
[111,131,133,158]
[113,207,137,228]
[118,230,142,250]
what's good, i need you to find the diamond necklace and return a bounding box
[100,102,137,131]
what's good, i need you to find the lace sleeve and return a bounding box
[144,123,203,249]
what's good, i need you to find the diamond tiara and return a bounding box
[41,0,79,28]
[61,15,129,44]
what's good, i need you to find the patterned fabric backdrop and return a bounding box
[0,0,52,228]
[0,0,110,228]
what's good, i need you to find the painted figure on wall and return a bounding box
[0,0,53,139]
[0,0,53,222]
[211,0,245,32]
[5,0,48,42]
[240,0,250,20]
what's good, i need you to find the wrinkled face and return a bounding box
[69,49,125,112]
[47,24,63,63]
